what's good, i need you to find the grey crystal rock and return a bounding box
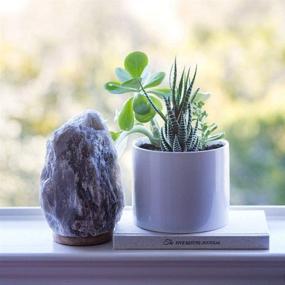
[40,110,124,238]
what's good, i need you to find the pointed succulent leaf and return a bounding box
[184,67,190,90]
[124,51,148,78]
[160,127,172,151]
[186,118,199,150]
[144,72,165,88]
[186,128,193,151]
[192,119,199,137]
[173,135,182,152]
[187,103,192,134]
[180,67,190,108]
[118,97,134,131]
[179,66,197,117]
[192,136,199,151]
[160,140,167,151]
[166,120,175,146]
[164,120,169,137]
[115,67,131,82]
[177,67,185,105]
[164,97,179,132]
[178,114,187,150]
[190,88,200,103]
[171,58,177,112]
[160,140,170,151]
[187,120,199,149]
[190,134,197,150]
[189,65,198,93]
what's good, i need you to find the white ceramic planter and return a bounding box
[133,139,230,233]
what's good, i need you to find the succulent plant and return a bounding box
[140,59,224,152]
[105,51,224,153]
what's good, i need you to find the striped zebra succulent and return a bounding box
[140,59,223,152]
[160,61,200,152]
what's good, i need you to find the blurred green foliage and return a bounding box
[226,112,285,204]
[0,0,285,205]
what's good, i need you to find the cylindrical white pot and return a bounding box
[133,139,230,233]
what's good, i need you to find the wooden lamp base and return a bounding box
[54,231,112,246]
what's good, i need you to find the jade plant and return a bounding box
[105,51,224,152]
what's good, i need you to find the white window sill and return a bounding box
[0,206,285,285]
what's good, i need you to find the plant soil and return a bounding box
[140,143,223,152]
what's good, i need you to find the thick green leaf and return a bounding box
[149,88,171,98]
[149,95,163,111]
[114,125,160,148]
[144,72,165,88]
[133,93,151,115]
[115,68,131,82]
[110,130,122,141]
[135,110,155,123]
[134,95,162,123]
[122,78,140,90]
[105,81,135,94]
[124,51,148,78]
[118,97,134,131]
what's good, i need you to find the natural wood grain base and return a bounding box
[54,231,112,246]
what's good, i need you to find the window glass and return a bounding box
[0,0,284,206]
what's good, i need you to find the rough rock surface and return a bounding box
[40,110,124,238]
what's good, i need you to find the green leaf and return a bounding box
[124,51,148,78]
[118,97,134,131]
[150,119,160,140]
[194,92,211,102]
[110,130,122,141]
[105,81,135,94]
[150,95,163,111]
[144,72,165,88]
[135,111,155,123]
[207,132,224,141]
[148,88,171,98]
[115,125,160,147]
[115,68,131,82]
[208,123,218,133]
[122,78,140,90]
[134,95,162,123]
[133,93,151,115]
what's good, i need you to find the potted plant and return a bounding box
[105,51,229,233]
